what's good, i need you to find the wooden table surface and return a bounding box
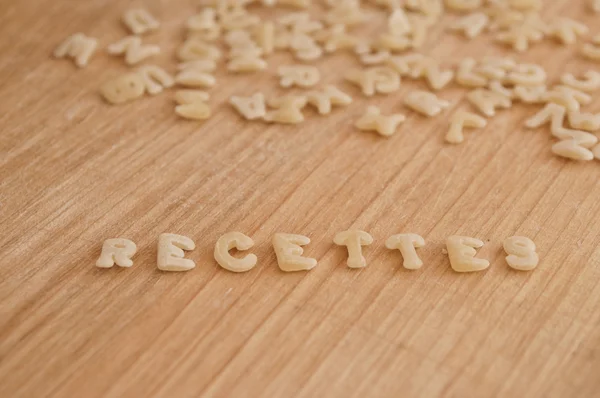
[1,1,600,397]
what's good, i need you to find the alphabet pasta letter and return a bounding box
[446,235,490,272]
[272,233,317,272]
[503,236,539,271]
[157,233,196,272]
[385,233,425,270]
[214,232,257,273]
[333,230,374,268]
[96,238,137,268]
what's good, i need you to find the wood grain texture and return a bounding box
[1,1,600,397]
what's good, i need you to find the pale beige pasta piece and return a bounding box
[551,136,596,161]
[157,233,196,272]
[420,65,454,91]
[187,9,220,41]
[582,41,600,61]
[525,103,597,160]
[306,85,352,115]
[591,0,600,12]
[446,235,490,273]
[467,89,512,117]
[227,53,268,73]
[175,90,210,104]
[388,9,412,36]
[445,110,487,144]
[376,33,412,52]
[100,73,146,105]
[333,230,373,268]
[544,85,592,112]
[96,238,137,268]
[474,65,506,82]
[253,22,275,55]
[175,102,211,121]
[525,103,568,132]
[223,22,253,43]
[278,65,320,88]
[288,32,316,54]
[504,236,539,271]
[227,45,263,59]
[388,53,431,75]
[495,23,545,52]
[230,93,267,120]
[449,12,489,39]
[53,33,97,68]
[224,29,254,48]
[107,36,160,65]
[187,8,217,31]
[444,0,483,12]
[174,91,210,125]
[290,33,323,61]
[176,68,216,88]
[404,90,450,117]
[137,65,174,95]
[407,13,433,49]
[177,59,217,73]
[122,8,159,35]
[567,111,600,132]
[513,85,547,103]
[294,46,324,62]
[560,71,600,92]
[360,50,391,66]
[488,80,514,99]
[507,63,546,86]
[187,25,220,43]
[455,58,488,88]
[400,56,452,90]
[278,13,323,36]
[345,66,400,96]
[177,38,221,61]
[219,9,260,31]
[480,56,516,72]
[355,106,406,137]
[214,232,257,273]
[272,233,317,272]
[552,127,599,145]
[264,95,308,124]
[548,18,588,45]
[385,233,425,270]
[486,8,524,32]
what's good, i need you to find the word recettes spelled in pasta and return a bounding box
[52,1,600,163]
[97,232,540,273]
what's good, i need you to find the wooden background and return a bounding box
[1,0,599,397]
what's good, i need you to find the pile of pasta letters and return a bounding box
[53,0,600,161]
